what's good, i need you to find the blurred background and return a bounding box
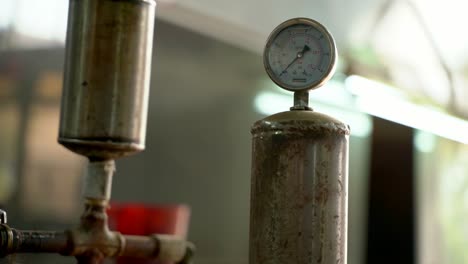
[0,0,468,263]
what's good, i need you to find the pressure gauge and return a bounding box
[264,18,337,92]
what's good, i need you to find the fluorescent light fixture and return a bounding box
[345,75,406,100]
[346,75,468,144]
[254,92,373,138]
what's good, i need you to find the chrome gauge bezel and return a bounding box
[263,17,338,92]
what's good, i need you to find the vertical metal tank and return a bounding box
[250,18,349,264]
[58,0,156,160]
[249,110,349,264]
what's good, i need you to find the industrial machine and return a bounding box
[0,4,348,263]
[0,1,194,263]
[249,18,350,264]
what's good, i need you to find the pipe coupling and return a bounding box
[0,210,6,224]
[0,224,14,257]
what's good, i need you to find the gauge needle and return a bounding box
[280,45,311,76]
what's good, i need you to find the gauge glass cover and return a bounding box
[264,18,337,91]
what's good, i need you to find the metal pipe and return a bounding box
[0,226,69,256]
[0,161,193,262]
[68,199,122,259]
[249,110,350,264]
[59,0,156,160]
[83,160,115,201]
[291,91,312,111]
[122,234,194,263]
[0,225,193,262]
[0,160,194,262]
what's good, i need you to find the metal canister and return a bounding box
[59,0,156,160]
[249,110,349,264]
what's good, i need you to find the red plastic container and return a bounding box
[107,203,191,264]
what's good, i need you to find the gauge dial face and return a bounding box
[264,18,337,91]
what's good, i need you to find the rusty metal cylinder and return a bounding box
[59,0,156,160]
[249,110,350,264]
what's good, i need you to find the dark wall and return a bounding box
[367,117,415,264]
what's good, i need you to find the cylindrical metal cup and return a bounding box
[59,0,156,160]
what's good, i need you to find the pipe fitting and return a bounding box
[66,228,123,258]
[151,234,190,263]
[83,161,115,201]
[0,210,6,225]
[0,224,13,257]
[66,197,123,258]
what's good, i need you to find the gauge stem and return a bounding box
[291,91,312,111]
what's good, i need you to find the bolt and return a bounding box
[0,210,6,224]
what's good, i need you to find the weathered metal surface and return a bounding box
[291,91,312,111]
[59,0,156,160]
[0,210,5,224]
[152,234,189,262]
[0,159,194,263]
[67,199,122,260]
[121,234,194,263]
[0,1,197,262]
[0,225,69,256]
[84,161,116,201]
[0,203,194,263]
[249,110,349,264]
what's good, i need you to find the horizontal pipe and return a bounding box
[121,235,157,258]
[0,225,193,263]
[122,234,193,263]
[0,226,69,256]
